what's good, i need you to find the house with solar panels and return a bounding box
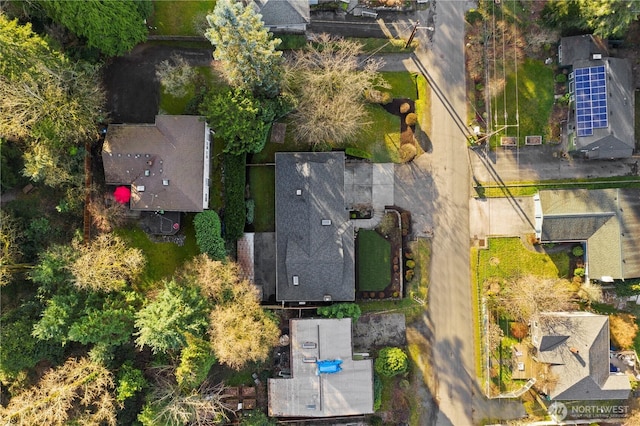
[559,35,635,160]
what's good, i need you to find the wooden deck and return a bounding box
[511,343,537,380]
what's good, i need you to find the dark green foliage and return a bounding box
[345,147,373,160]
[240,410,278,425]
[572,245,584,257]
[245,198,255,225]
[541,0,639,38]
[201,88,292,155]
[317,303,362,322]
[555,73,567,83]
[40,0,149,56]
[374,347,408,377]
[193,210,226,260]
[373,373,383,411]
[134,280,209,354]
[0,301,64,380]
[223,153,247,242]
[466,8,484,24]
[614,280,640,297]
[67,299,137,346]
[32,291,83,344]
[0,139,25,191]
[30,244,76,297]
[116,361,147,403]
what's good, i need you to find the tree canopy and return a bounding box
[69,234,146,292]
[0,14,106,186]
[40,0,150,57]
[542,0,640,38]
[135,281,209,354]
[284,34,388,148]
[205,0,282,98]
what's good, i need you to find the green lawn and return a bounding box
[477,238,570,285]
[357,230,392,291]
[150,0,215,36]
[115,216,199,291]
[636,89,640,150]
[408,239,430,301]
[491,59,554,147]
[478,176,640,197]
[381,72,417,99]
[248,165,275,232]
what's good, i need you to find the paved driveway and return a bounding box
[470,196,536,241]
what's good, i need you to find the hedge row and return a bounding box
[223,153,246,242]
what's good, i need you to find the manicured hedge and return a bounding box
[223,153,247,242]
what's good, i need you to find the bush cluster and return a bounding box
[316,303,362,322]
[194,210,226,260]
[374,346,408,377]
[223,153,247,242]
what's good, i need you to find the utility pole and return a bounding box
[405,20,419,48]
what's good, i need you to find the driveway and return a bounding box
[469,197,536,241]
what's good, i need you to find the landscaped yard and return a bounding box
[491,59,554,147]
[477,237,570,284]
[357,230,392,292]
[149,1,215,36]
[248,165,275,232]
[114,216,199,291]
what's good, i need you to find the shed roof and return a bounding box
[102,115,209,212]
[253,0,310,27]
[559,35,609,67]
[275,152,355,302]
[268,318,374,417]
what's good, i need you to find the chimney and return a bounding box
[569,347,579,354]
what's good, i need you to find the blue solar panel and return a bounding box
[574,65,608,137]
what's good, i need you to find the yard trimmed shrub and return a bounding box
[317,303,361,322]
[399,143,417,163]
[245,199,255,225]
[194,210,226,260]
[400,102,411,114]
[373,374,383,411]
[555,73,567,83]
[574,267,585,277]
[405,113,417,126]
[510,322,528,340]
[223,153,247,242]
[572,245,584,257]
[375,346,408,377]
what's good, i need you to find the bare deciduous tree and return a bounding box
[0,357,116,425]
[155,54,196,98]
[70,234,145,292]
[285,33,389,148]
[499,275,575,323]
[87,193,127,234]
[144,366,232,426]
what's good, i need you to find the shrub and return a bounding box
[399,143,417,163]
[510,322,529,340]
[375,347,408,377]
[365,89,392,105]
[373,374,383,411]
[399,102,411,114]
[223,153,247,242]
[401,131,415,145]
[610,313,638,349]
[572,245,584,257]
[554,73,567,83]
[317,303,361,322]
[574,268,585,277]
[475,83,484,92]
[405,269,414,281]
[405,252,413,259]
[466,9,483,24]
[245,199,255,225]
[116,362,146,403]
[194,210,226,260]
[406,260,416,269]
[405,113,418,126]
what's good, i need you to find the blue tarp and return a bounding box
[316,359,343,374]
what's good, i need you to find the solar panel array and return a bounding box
[574,65,608,137]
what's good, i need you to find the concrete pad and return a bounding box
[469,197,536,241]
[352,313,407,351]
[372,164,395,207]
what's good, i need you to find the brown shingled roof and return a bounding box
[102,115,210,212]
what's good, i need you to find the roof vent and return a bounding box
[296,189,302,196]
[570,347,579,354]
[162,179,170,186]
[136,185,145,192]
[592,53,602,60]
[293,275,299,286]
[321,219,331,226]
[323,294,332,302]
[147,160,153,166]
[306,404,316,410]
[144,169,150,176]
[302,342,317,349]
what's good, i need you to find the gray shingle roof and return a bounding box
[538,189,640,279]
[559,35,609,67]
[102,116,210,212]
[532,312,630,401]
[253,0,309,27]
[275,152,355,302]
